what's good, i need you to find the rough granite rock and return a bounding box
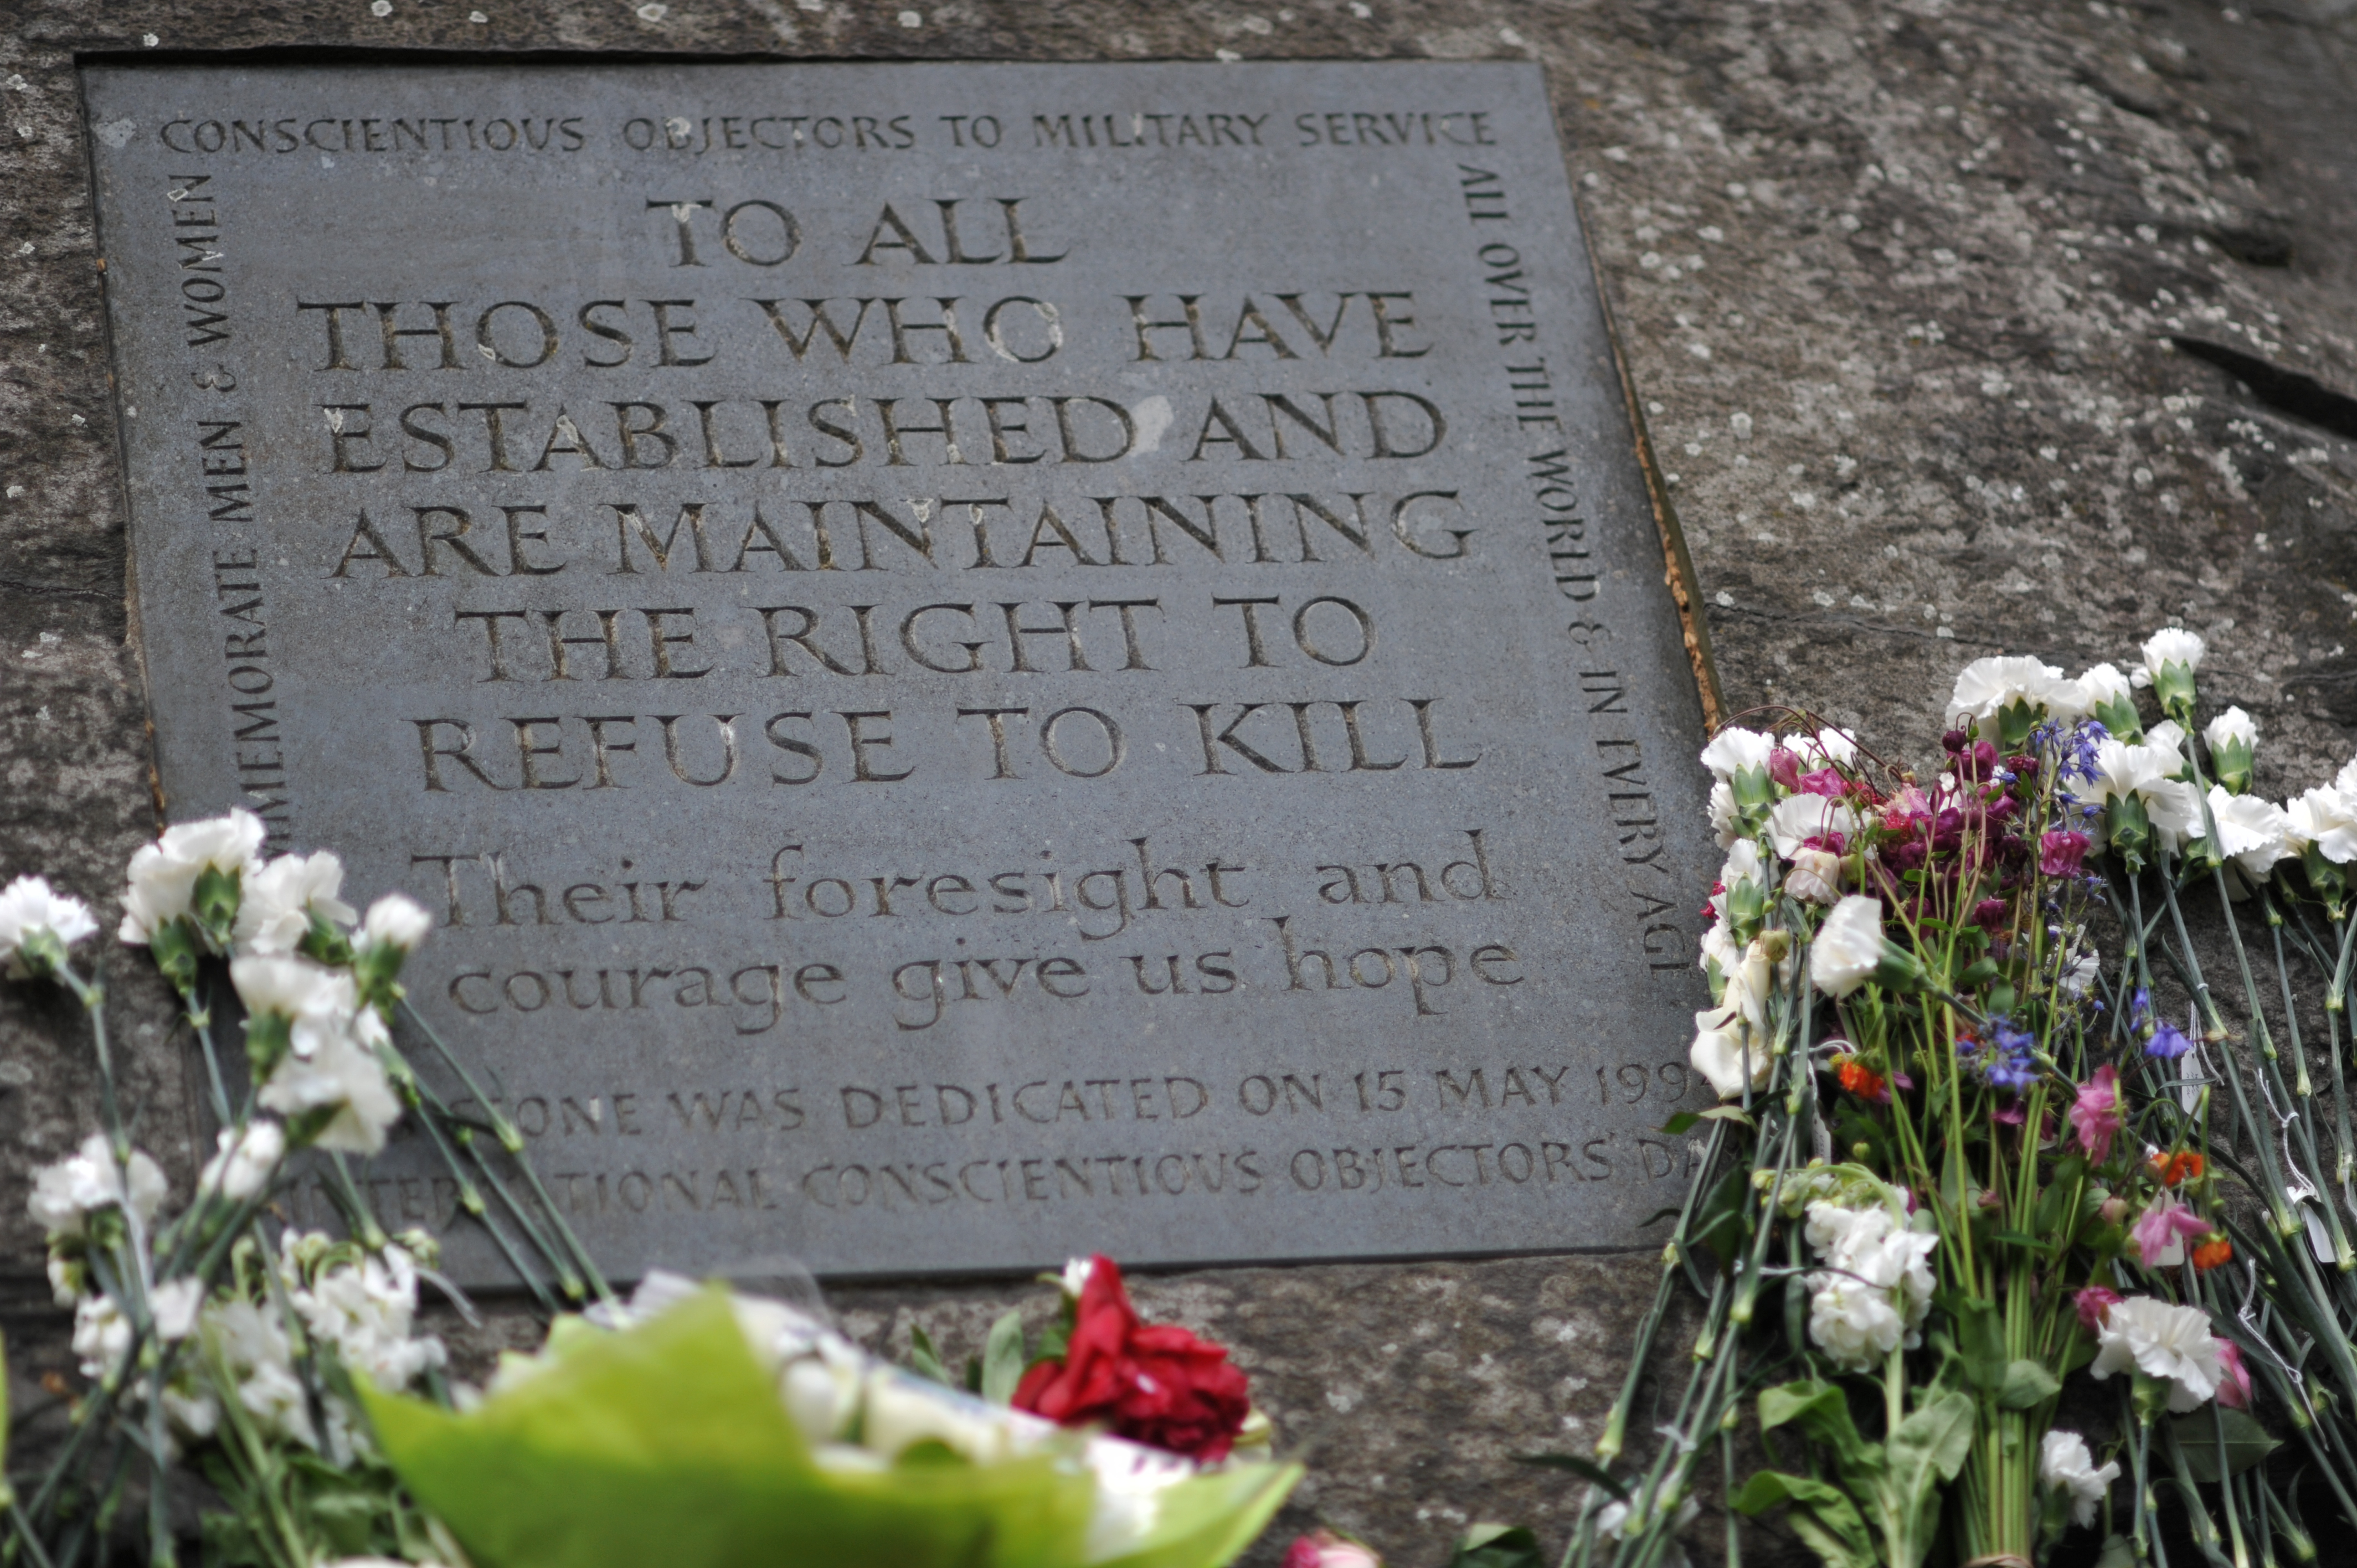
[5,1,2357,1562]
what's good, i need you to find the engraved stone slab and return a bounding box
[83,59,1718,1282]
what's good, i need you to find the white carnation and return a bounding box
[2075,662,2133,708]
[1784,847,1844,905]
[1700,726,1776,782]
[2287,786,2357,863]
[28,1132,166,1236]
[230,955,361,1059]
[234,851,354,957]
[1948,655,2083,724]
[151,1277,206,1342]
[200,1121,286,1202]
[2144,777,2205,855]
[2039,1430,2120,1529]
[2088,745,2196,860]
[118,808,267,947]
[1789,726,1859,769]
[258,1026,401,1155]
[1690,1005,1768,1099]
[1768,794,1862,859]
[202,1298,316,1448]
[2090,1296,2225,1412]
[2133,627,2206,688]
[289,1242,446,1391]
[1809,895,1888,998]
[2204,787,2292,879]
[73,1292,133,1381]
[362,893,433,952]
[0,875,98,977]
[1803,1201,1936,1372]
[2203,706,2256,751]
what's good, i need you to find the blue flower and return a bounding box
[2146,1020,2194,1060]
[1963,1016,2041,1090]
[1983,1017,2040,1089]
[2128,987,2154,1033]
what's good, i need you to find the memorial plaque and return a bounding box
[83,59,1718,1281]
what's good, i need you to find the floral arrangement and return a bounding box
[0,815,1295,1568]
[1552,627,2357,1568]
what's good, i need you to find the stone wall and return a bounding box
[6,1,2356,1560]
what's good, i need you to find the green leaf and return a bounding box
[2174,1409,2280,1483]
[1093,1464,1305,1568]
[1936,1292,2008,1392]
[1447,1523,1545,1568]
[1996,1360,2062,1410]
[905,1324,954,1388]
[980,1311,1027,1406]
[1757,1382,1879,1481]
[2031,1158,2088,1235]
[1877,1390,1974,1568]
[1730,1472,1877,1568]
[1690,1164,1754,1272]
[364,1286,1298,1568]
[1510,1454,1625,1499]
[1659,1112,1701,1136]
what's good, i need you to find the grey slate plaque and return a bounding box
[82,59,1718,1282]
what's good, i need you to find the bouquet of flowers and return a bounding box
[1563,626,2357,1568]
[0,814,1296,1568]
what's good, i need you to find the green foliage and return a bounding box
[1995,1360,2062,1411]
[2173,1410,2278,1484]
[980,1309,1029,1406]
[1741,1381,1973,1568]
[368,1287,1300,1568]
[1445,1523,1546,1568]
[905,1324,955,1388]
[1510,1454,1625,1498]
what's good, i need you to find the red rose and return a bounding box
[1012,1255,1252,1461]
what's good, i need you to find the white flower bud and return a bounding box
[362,893,433,951]
[0,875,98,978]
[234,851,354,956]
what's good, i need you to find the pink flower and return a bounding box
[1881,787,1933,835]
[1799,767,1847,797]
[2068,1066,2123,1164]
[1768,748,1803,792]
[2131,1199,2213,1269]
[2040,831,2091,878]
[1284,1531,1381,1568]
[2216,1341,2253,1410]
[2074,1286,2122,1332]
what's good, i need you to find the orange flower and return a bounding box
[2192,1235,2234,1272]
[1836,1059,1889,1105]
[2151,1151,2206,1186]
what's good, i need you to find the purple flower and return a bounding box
[2147,1020,2194,1060]
[1768,747,1803,793]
